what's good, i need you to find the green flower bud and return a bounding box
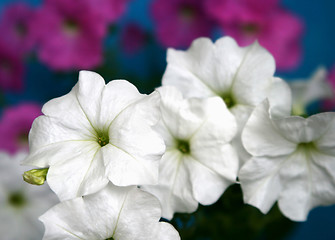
[23,168,49,185]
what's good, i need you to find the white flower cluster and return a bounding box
[22,36,335,239]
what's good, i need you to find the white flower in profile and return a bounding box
[142,86,239,220]
[289,67,333,116]
[40,184,180,240]
[22,71,165,201]
[162,36,291,164]
[0,152,58,240]
[239,100,335,221]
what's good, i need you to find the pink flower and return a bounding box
[0,3,35,55]
[87,0,130,24]
[206,0,304,70]
[151,0,213,48]
[0,39,24,91]
[121,23,146,54]
[323,65,335,110]
[31,0,109,70]
[0,103,41,154]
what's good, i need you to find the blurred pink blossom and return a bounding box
[206,0,304,70]
[323,66,335,110]
[31,0,110,70]
[0,103,41,154]
[0,40,24,91]
[0,3,35,55]
[121,23,146,54]
[87,0,130,24]
[151,0,213,48]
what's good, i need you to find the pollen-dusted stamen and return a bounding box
[96,131,110,147]
[177,139,190,154]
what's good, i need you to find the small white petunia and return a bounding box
[0,152,58,240]
[142,86,239,220]
[289,67,333,116]
[240,100,335,221]
[22,71,165,201]
[39,183,180,240]
[162,36,291,164]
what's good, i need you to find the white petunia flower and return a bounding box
[289,67,333,116]
[142,86,239,220]
[39,183,180,240]
[0,152,58,240]
[240,100,335,221]
[162,36,291,164]
[22,71,165,201]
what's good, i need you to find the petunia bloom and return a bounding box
[0,39,24,91]
[162,36,291,164]
[87,0,130,24]
[289,67,333,116]
[205,0,304,70]
[0,2,35,55]
[0,152,58,240]
[142,86,238,219]
[239,100,335,221]
[40,184,180,240]
[30,0,109,70]
[151,0,213,48]
[0,103,41,154]
[22,71,165,201]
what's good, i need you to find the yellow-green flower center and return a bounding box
[221,93,236,108]
[97,131,110,147]
[177,139,190,154]
[63,19,79,36]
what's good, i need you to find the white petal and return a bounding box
[213,37,249,92]
[162,38,217,98]
[40,184,180,240]
[184,155,233,205]
[267,77,292,117]
[141,150,198,220]
[229,40,275,106]
[278,147,335,221]
[242,100,296,157]
[190,96,237,143]
[27,116,95,156]
[102,144,160,186]
[98,79,143,129]
[47,142,108,201]
[191,143,238,185]
[76,71,106,127]
[229,104,254,165]
[40,185,130,240]
[273,112,334,143]
[155,222,181,240]
[42,71,105,132]
[102,100,165,186]
[158,86,215,140]
[290,67,333,110]
[23,140,95,168]
[314,113,335,155]
[239,155,283,214]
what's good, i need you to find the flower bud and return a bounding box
[23,168,48,185]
